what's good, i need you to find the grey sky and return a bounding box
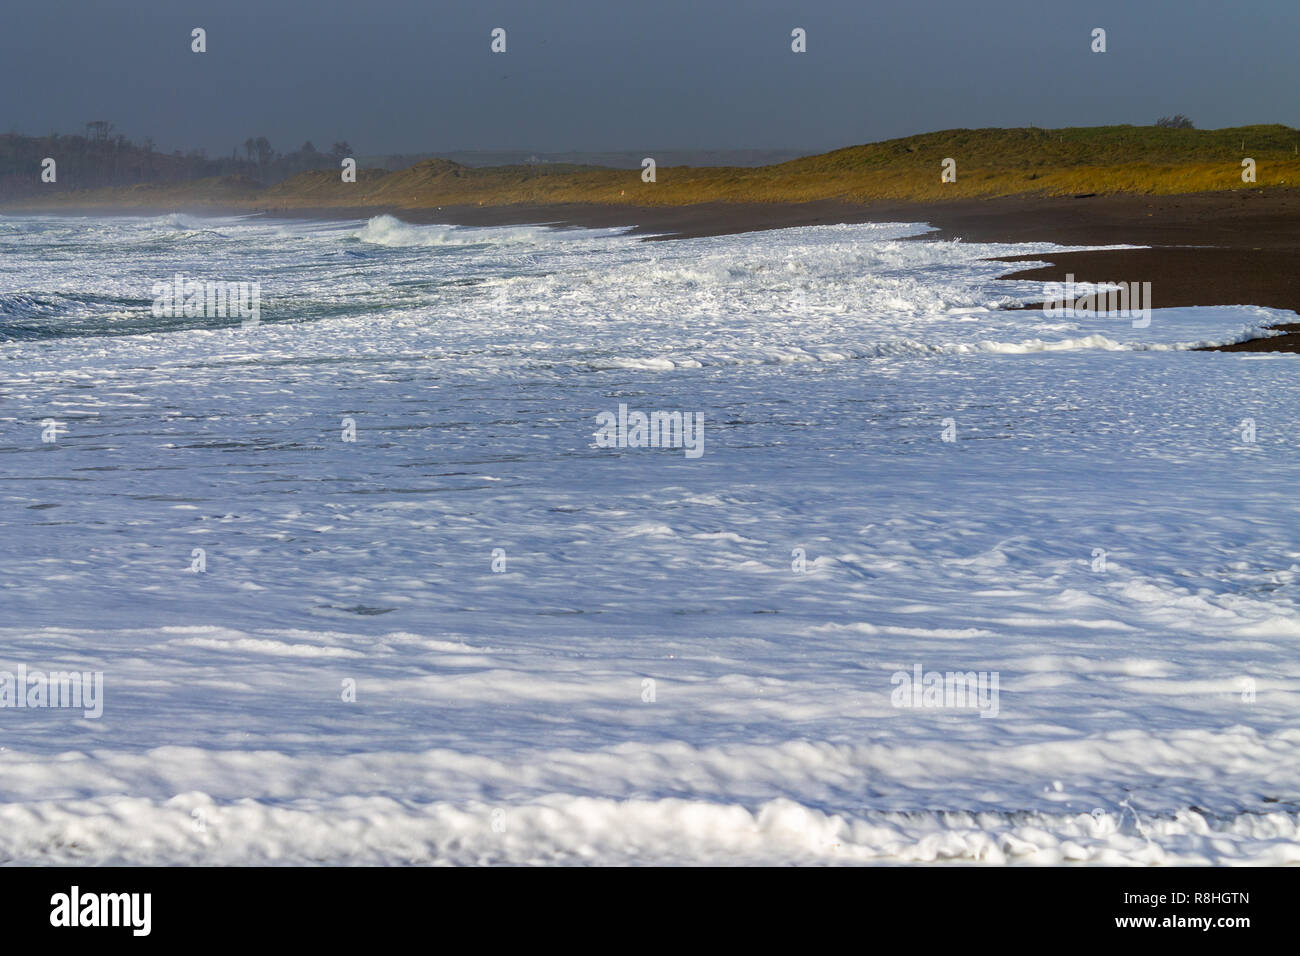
[2,0,1295,156]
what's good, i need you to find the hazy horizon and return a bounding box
[3,0,1296,158]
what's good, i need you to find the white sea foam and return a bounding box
[355,213,625,248]
[0,212,1296,864]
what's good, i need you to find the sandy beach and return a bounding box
[250,189,1300,350]
[19,189,1295,336]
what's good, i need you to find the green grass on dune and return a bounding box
[785,124,1300,171]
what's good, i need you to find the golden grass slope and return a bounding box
[11,125,1300,211]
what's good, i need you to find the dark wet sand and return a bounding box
[996,248,1300,351]
[290,189,1300,248]
[903,190,1299,353]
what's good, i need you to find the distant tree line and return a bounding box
[0,124,378,199]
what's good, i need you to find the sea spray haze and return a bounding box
[0,213,1298,864]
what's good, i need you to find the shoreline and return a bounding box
[410,192,1300,352]
[6,190,1297,352]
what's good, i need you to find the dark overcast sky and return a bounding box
[2,0,1296,155]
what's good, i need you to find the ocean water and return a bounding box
[1,212,1297,865]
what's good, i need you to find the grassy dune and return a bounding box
[10,125,1300,212]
